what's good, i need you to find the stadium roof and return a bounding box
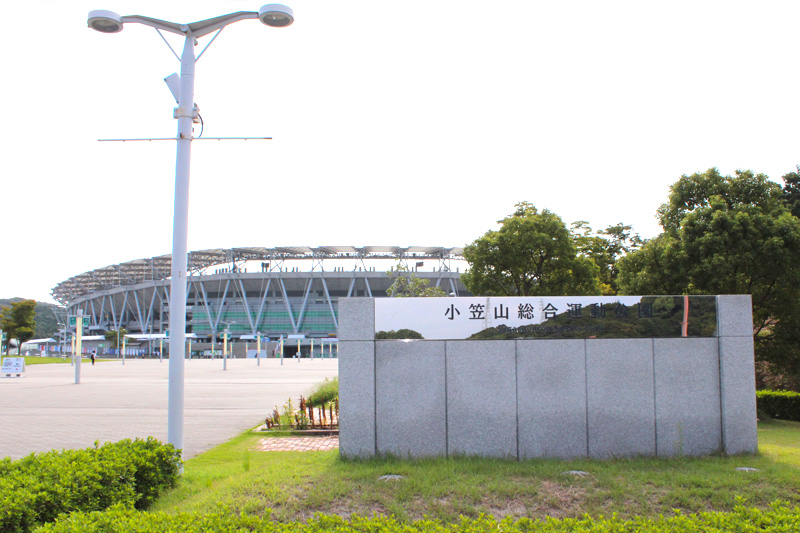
[52,246,465,304]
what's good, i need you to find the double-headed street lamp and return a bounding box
[88,5,293,457]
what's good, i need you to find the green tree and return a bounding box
[571,221,642,295]
[782,165,800,219]
[616,234,687,295]
[104,328,128,351]
[386,264,447,297]
[618,168,800,389]
[462,202,600,296]
[0,300,37,355]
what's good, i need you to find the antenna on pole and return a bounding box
[97,72,273,142]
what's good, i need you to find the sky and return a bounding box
[3,1,800,304]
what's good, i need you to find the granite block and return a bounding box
[376,341,446,457]
[338,341,375,458]
[586,339,655,459]
[338,298,375,341]
[517,339,587,459]
[719,336,758,454]
[653,338,721,456]
[716,295,753,338]
[446,340,517,458]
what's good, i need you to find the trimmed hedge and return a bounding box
[0,438,181,532]
[32,502,800,533]
[757,390,800,421]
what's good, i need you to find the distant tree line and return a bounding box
[0,299,63,354]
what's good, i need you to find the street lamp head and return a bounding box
[259,4,293,27]
[87,10,123,33]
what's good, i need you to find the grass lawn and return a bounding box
[151,420,800,523]
[16,356,117,365]
[20,356,79,365]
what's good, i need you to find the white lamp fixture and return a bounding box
[87,10,123,33]
[87,5,293,460]
[259,4,294,27]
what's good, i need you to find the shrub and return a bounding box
[0,439,181,532]
[31,502,800,533]
[757,390,800,421]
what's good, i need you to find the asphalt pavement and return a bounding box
[0,357,338,460]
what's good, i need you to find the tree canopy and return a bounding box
[104,328,128,348]
[462,202,599,296]
[0,299,37,355]
[571,221,642,295]
[386,264,447,298]
[618,168,800,388]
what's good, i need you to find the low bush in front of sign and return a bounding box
[0,438,181,532]
[757,390,800,421]
[32,501,800,532]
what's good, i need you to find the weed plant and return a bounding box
[265,378,339,430]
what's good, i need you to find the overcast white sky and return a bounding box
[2,1,800,304]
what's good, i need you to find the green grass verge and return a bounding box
[18,356,115,365]
[151,420,800,523]
[21,356,76,365]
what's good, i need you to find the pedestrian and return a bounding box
[90,350,96,366]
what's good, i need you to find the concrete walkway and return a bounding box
[0,358,338,461]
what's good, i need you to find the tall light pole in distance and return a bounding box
[87,5,294,457]
[220,320,237,371]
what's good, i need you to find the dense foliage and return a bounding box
[571,221,642,295]
[459,167,800,388]
[33,502,800,533]
[0,299,37,354]
[617,168,800,389]
[0,438,181,532]
[386,264,447,297]
[757,390,800,421]
[0,299,62,340]
[462,202,600,296]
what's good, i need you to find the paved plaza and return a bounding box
[0,357,338,461]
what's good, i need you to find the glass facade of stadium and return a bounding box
[51,247,468,351]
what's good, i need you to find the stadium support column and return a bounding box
[167,34,195,458]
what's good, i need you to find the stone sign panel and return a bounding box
[341,295,757,460]
[376,295,717,340]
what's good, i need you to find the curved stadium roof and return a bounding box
[52,246,465,304]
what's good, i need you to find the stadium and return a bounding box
[50,246,468,356]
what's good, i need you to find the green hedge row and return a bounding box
[32,502,800,533]
[0,438,181,533]
[757,390,800,421]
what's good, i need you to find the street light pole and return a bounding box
[87,5,294,456]
[221,320,236,371]
[256,331,261,366]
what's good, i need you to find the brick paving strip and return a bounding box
[253,436,339,452]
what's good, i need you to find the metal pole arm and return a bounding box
[120,12,258,38]
[188,12,259,37]
[120,15,185,35]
